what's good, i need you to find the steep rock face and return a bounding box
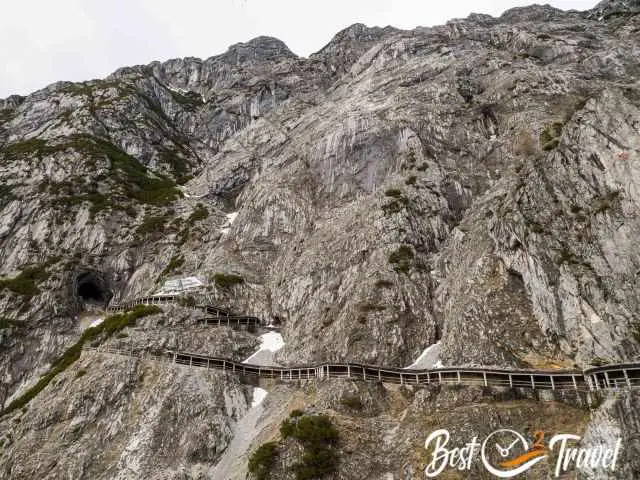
[579,392,640,479]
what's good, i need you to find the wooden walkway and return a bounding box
[106,294,263,328]
[84,346,640,392]
[101,295,640,391]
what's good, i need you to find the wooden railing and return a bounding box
[83,346,640,392]
[106,294,265,328]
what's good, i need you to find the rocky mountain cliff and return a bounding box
[1,1,640,478]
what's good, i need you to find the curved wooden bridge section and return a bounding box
[85,346,640,392]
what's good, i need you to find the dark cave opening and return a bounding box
[74,271,112,306]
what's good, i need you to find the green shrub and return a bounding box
[188,204,209,223]
[0,185,15,207]
[57,191,113,218]
[374,279,394,288]
[280,419,295,438]
[357,303,386,312]
[213,273,245,288]
[541,138,560,151]
[2,138,57,161]
[248,441,279,480]
[168,89,203,111]
[136,214,170,237]
[528,221,545,234]
[340,395,364,410]
[1,305,162,416]
[159,148,192,184]
[385,188,403,198]
[405,176,417,186]
[60,82,94,96]
[290,409,305,418]
[160,255,185,277]
[0,318,23,329]
[0,264,50,297]
[281,414,339,480]
[176,227,190,246]
[177,295,197,307]
[75,369,87,378]
[382,196,409,214]
[593,190,622,214]
[388,245,415,274]
[539,121,565,151]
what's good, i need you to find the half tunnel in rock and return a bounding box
[73,270,113,306]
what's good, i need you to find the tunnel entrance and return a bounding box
[74,270,112,307]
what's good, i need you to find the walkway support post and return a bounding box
[623,369,631,388]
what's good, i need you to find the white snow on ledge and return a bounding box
[251,387,268,407]
[226,212,239,224]
[220,211,239,235]
[405,341,442,369]
[243,331,285,366]
[89,317,104,328]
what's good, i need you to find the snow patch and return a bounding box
[220,211,238,235]
[251,387,268,407]
[167,85,190,95]
[405,341,442,369]
[226,212,239,224]
[243,332,285,366]
[89,317,104,328]
[260,331,285,352]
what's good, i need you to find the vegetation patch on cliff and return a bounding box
[212,272,245,288]
[248,441,279,480]
[382,188,410,214]
[187,203,209,223]
[160,255,185,278]
[159,147,193,185]
[539,120,566,150]
[280,411,340,480]
[4,135,181,206]
[1,305,162,417]
[0,318,23,330]
[388,245,415,274]
[0,258,60,301]
[135,214,171,238]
